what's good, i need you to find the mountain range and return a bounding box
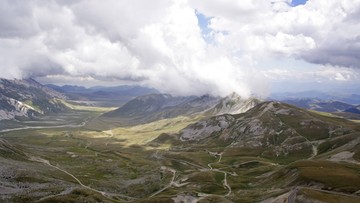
[271,90,360,105]
[281,99,356,112]
[0,78,360,202]
[46,84,158,107]
[93,92,260,129]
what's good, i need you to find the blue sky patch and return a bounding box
[195,11,213,42]
[291,0,308,6]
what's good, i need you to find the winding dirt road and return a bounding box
[150,166,176,197]
[0,120,88,133]
[27,154,136,202]
[206,151,233,197]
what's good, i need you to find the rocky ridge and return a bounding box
[0,78,68,120]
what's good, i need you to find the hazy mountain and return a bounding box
[46,84,88,93]
[344,105,360,114]
[99,94,220,127]
[282,99,355,112]
[96,92,261,129]
[0,78,68,121]
[271,90,360,105]
[46,84,159,107]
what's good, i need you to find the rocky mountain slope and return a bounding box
[0,78,68,120]
[100,94,220,126]
[164,101,360,161]
[149,101,360,202]
[97,92,260,128]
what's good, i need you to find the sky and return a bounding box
[0,0,359,97]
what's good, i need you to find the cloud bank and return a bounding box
[0,0,359,97]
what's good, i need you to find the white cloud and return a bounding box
[262,65,360,82]
[193,0,360,66]
[0,0,359,97]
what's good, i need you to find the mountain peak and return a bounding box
[205,92,261,116]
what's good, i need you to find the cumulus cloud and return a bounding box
[262,65,360,82]
[193,0,360,67]
[0,0,359,97]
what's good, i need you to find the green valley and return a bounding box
[1,95,360,203]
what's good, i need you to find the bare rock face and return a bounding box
[180,115,235,141]
[205,92,261,116]
[0,97,38,120]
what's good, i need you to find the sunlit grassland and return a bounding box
[299,187,360,203]
[58,99,117,112]
[3,101,360,202]
[308,110,338,117]
[95,115,205,148]
[308,109,360,129]
[2,127,166,198]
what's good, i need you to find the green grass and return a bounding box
[284,160,360,192]
[105,115,203,147]
[309,110,338,117]
[299,187,360,203]
[2,101,360,202]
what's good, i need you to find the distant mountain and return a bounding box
[271,90,360,105]
[0,78,68,121]
[282,99,354,112]
[100,94,220,127]
[344,105,360,114]
[46,84,159,107]
[48,84,158,95]
[46,84,88,93]
[94,92,261,129]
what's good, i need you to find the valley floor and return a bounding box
[1,105,360,203]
